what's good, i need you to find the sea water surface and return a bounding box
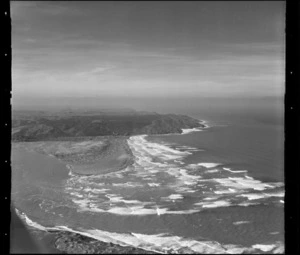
[11,112,284,254]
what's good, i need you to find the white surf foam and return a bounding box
[195,200,231,208]
[238,193,266,200]
[128,136,193,169]
[197,163,220,168]
[176,146,201,152]
[129,232,228,253]
[214,189,236,195]
[112,182,144,188]
[105,206,199,216]
[108,197,145,205]
[252,242,284,253]
[129,136,190,157]
[238,191,284,200]
[233,221,250,225]
[272,244,285,254]
[181,120,208,134]
[223,167,247,173]
[83,187,109,194]
[206,169,219,173]
[203,200,231,208]
[72,192,199,215]
[186,164,199,169]
[203,196,220,201]
[15,208,48,231]
[181,127,203,134]
[148,183,160,187]
[66,164,76,177]
[252,244,277,252]
[244,175,254,180]
[237,201,259,207]
[199,120,210,129]
[72,198,93,209]
[70,192,84,198]
[167,194,184,200]
[89,227,276,254]
[214,177,281,191]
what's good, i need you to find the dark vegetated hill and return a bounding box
[12,111,202,141]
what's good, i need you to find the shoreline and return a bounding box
[11,207,159,254]
[13,207,284,254]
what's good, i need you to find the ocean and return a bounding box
[11,109,284,254]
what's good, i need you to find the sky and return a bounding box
[11,1,285,109]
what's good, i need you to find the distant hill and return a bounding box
[12,110,202,141]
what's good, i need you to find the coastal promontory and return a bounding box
[12,109,203,141]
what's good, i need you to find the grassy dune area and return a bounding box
[13,136,134,175]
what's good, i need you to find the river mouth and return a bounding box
[11,130,284,254]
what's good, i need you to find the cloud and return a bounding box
[11,1,86,17]
[11,2,284,99]
[76,65,115,76]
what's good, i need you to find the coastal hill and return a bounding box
[12,110,202,141]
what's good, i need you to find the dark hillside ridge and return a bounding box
[12,111,203,141]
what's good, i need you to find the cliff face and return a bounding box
[12,111,203,141]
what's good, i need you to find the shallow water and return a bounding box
[11,114,284,254]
